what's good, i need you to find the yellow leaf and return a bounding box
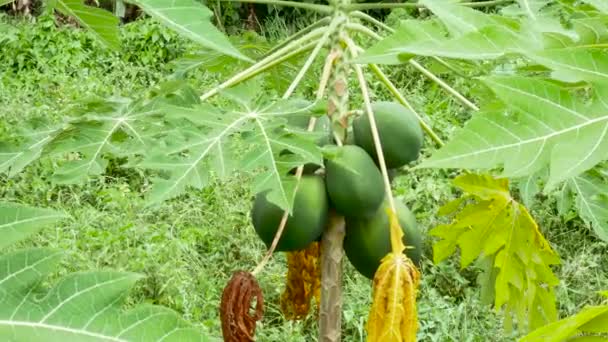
[386,207,406,254]
[280,241,321,320]
[431,173,560,331]
[367,252,420,342]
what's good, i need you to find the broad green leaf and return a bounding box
[568,172,608,241]
[432,173,560,331]
[0,203,67,249]
[140,96,323,211]
[520,304,608,342]
[518,170,542,208]
[355,19,446,64]
[584,0,608,13]
[420,0,518,36]
[0,125,60,177]
[127,0,250,61]
[0,203,209,341]
[48,98,163,184]
[388,25,526,61]
[53,0,120,50]
[572,17,608,47]
[0,270,208,341]
[419,77,608,190]
[515,0,550,19]
[527,47,608,83]
[0,0,13,7]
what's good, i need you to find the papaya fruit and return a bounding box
[251,175,328,251]
[353,101,423,168]
[344,198,422,279]
[325,145,385,218]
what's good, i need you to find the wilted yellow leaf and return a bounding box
[367,252,420,342]
[280,241,321,320]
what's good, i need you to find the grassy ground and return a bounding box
[1,13,607,341]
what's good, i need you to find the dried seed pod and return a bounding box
[220,271,264,342]
[280,241,322,320]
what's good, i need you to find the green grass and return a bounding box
[1,13,607,341]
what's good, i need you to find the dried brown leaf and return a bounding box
[220,271,264,342]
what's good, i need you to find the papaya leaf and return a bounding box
[354,19,446,65]
[0,124,62,177]
[520,300,608,342]
[47,98,164,184]
[514,0,551,19]
[0,203,67,249]
[526,48,608,83]
[431,173,560,331]
[0,204,210,341]
[419,77,608,190]
[367,253,420,342]
[568,172,608,241]
[584,0,608,13]
[51,0,120,50]
[140,94,322,211]
[419,0,518,36]
[127,0,250,62]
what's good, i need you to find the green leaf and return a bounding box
[127,0,250,61]
[432,173,560,331]
[140,96,323,211]
[355,19,446,64]
[389,25,526,61]
[520,304,608,342]
[420,0,517,36]
[0,203,210,341]
[514,0,550,19]
[419,77,608,190]
[568,172,608,241]
[0,125,61,177]
[584,0,608,13]
[53,0,120,50]
[0,203,67,249]
[48,98,163,184]
[526,48,608,83]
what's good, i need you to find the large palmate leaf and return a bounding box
[419,77,608,190]
[432,174,560,331]
[0,124,62,177]
[140,90,323,210]
[567,172,608,241]
[52,0,120,50]
[521,292,608,342]
[0,203,67,249]
[0,202,210,341]
[47,97,165,184]
[127,0,249,61]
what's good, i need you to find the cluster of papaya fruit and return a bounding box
[251,101,424,279]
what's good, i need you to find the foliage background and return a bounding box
[1,7,607,340]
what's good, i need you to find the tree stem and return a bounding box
[218,0,333,13]
[319,212,345,342]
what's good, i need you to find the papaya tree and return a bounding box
[1,0,608,341]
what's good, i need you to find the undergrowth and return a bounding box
[0,13,606,341]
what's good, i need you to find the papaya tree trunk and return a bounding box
[319,212,346,342]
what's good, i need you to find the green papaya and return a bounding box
[344,198,423,279]
[325,145,385,218]
[353,101,423,168]
[251,175,328,251]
